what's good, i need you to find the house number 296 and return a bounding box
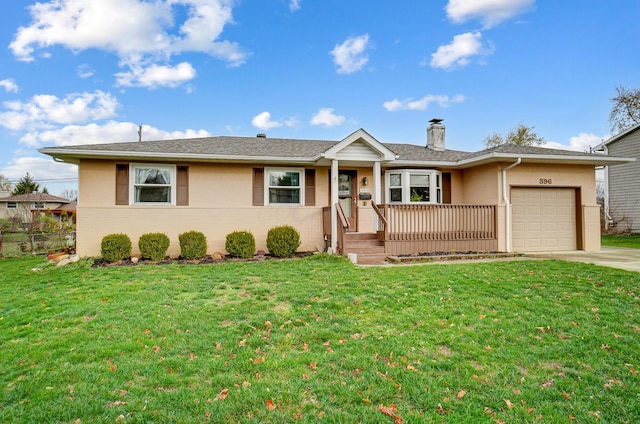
[539,178,552,185]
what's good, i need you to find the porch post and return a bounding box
[373,161,381,231]
[331,159,339,253]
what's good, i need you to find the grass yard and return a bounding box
[1,255,639,423]
[601,234,640,249]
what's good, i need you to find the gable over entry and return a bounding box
[322,129,397,252]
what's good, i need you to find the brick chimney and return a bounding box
[427,118,445,151]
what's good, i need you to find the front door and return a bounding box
[338,170,357,231]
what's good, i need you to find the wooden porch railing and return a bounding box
[324,203,498,256]
[377,204,496,241]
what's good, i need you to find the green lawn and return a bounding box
[1,255,639,423]
[602,234,640,249]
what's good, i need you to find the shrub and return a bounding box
[266,225,301,258]
[101,233,132,262]
[138,232,170,261]
[179,230,207,260]
[225,230,256,259]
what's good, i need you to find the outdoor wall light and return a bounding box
[361,176,368,186]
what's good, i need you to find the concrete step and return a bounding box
[351,253,389,265]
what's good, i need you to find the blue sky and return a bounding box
[0,0,638,196]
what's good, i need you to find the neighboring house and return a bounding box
[39,120,633,260]
[0,192,76,225]
[594,123,640,233]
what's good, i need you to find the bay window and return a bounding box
[386,170,442,203]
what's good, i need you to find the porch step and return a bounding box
[353,253,389,265]
[343,232,386,258]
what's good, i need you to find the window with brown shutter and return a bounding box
[177,166,189,206]
[442,172,452,204]
[305,169,316,206]
[253,168,264,206]
[115,164,129,205]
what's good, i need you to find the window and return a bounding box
[386,170,442,204]
[265,168,303,205]
[34,202,45,209]
[131,164,176,205]
[6,202,17,209]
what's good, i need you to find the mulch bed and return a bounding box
[91,252,314,267]
[387,251,523,264]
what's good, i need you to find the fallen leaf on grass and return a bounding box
[503,399,514,409]
[378,404,404,423]
[265,399,277,411]
[215,389,229,401]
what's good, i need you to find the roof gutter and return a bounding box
[502,158,521,252]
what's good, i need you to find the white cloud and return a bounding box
[20,121,211,147]
[446,0,534,28]
[310,108,345,127]
[115,62,197,88]
[430,32,493,71]
[0,90,119,131]
[290,0,301,11]
[9,0,246,88]
[384,95,465,112]
[545,132,607,153]
[330,34,370,74]
[252,112,283,131]
[0,79,19,93]
[77,64,94,78]
[1,155,77,183]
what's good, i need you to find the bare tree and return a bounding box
[484,124,546,149]
[609,85,640,134]
[0,174,12,192]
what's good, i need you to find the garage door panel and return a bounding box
[512,188,576,252]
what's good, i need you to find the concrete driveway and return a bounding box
[525,246,640,273]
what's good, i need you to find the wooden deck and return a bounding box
[324,203,498,257]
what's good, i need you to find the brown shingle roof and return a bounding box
[2,193,71,203]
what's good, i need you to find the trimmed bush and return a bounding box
[266,225,301,258]
[225,230,256,259]
[101,233,132,262]
[138,233,170,261]
[179,230,207,260]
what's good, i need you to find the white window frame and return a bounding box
[130,163,176,205]
[385,169,442,204]
[34,202,46,209]
[6,202,17,209]
[265,167,304,206]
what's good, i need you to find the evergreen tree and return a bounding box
[12,173,41,195]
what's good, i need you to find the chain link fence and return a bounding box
[0,231,76,258]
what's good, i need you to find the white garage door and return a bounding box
[511,188,576,252]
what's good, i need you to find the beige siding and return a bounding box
[77,206,325,257]
[462,162,599,251]
[607,130,640,232]
[77,160,330,257]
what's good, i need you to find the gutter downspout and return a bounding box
[601,144,610,230]
[502,158,522,252]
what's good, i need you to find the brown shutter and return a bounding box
[115,164,129,205]
[305,169,316,206]
[176,166,189,206]
[253,168,264,206]
[442,172,452,204]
